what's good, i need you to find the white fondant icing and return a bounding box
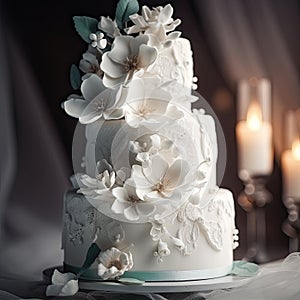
[61,2,238,283]
[63,188,237,280]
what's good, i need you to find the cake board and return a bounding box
[43,266,251,294]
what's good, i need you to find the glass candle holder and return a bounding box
[236,77,273,263]
[281,110,300,252]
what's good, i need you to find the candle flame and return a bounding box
[292,138,300,161]
[246,102,262,130]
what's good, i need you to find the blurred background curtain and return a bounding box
[0,6,69,280]
[194,0,300,154]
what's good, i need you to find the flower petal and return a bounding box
[111,199,129,214]
[112,187,129,202]
[81,74,105,101]
[166,159,190,189]
[124,206,139,221]
[143,155,168,184]
[101,52,125,78]
[77,174,98,188]
[103,108,124,120]
[51,269,76,285]
[129,35,149,56]
[60,279,79,296]
[136,203,155,216]
[79,109,102,124]
[103,73,125,89]
[109,36,132,64]
[63,98,87,118]
[138,44,157,69]
[159,4,173,24]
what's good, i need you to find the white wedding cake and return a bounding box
[60,0,238,284]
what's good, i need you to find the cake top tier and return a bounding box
[62,0,197,125]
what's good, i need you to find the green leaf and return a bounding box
[70,64,81,90]
[115,0,139,29]
[231,261,259,277]
[118,277,145,285]
[77,243,101,277]
[73,16,98,43]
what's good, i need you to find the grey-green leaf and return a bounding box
[118,277,145,285]
[115,0,139,29]
[70,64,81,90]
[73,16,98,43]
[77,243,101,277]
[231,260,259,277]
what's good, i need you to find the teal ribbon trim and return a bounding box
[64,263,233,282]
[230,261,259,277]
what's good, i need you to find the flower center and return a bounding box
[108,260,123,270]
[124,55,140,72]
[96,100,105,111]
[127,195,141,204]
[137,103,155,116]
[154,182,165,193]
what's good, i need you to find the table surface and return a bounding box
[0,259,284,300]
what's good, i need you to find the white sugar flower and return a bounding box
[111,179,155,221]
[96,159,130,187]
[89,32,107,49]
[124,78,182,129]
[100,35,158,88]
[98,16,121,38]
[79,52,102,76]
[46,269,78,297]
[98,247,133,280]
[63,74,127,124]
[153,239,170,262]
[77,169,115,200]
[131,134,178,166]
[126,4,181,45]
[131,154,191,205]
[150,222,165,241]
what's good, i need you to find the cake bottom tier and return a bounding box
[62,188,237,282]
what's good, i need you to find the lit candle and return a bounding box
[236,101,273,177]
[282,138,300,200]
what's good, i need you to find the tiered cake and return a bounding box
[61,0,238,284]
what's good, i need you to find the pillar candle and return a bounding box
[236,102,273,177]
[282,138,300,200]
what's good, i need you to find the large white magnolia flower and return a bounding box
[98,247,133,280]
[100,35,158,87]
[63,74,126,124]
[126,4,181,46]
[124,78,182,129]
[132,154,191,205]
[111,179,155,221]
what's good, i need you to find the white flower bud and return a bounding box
[89,33,97,41]
[157,240,171,257]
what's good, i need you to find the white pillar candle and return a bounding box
[282,138,300,200]
[236,101,273,177]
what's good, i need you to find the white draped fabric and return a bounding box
[195,0,300,154]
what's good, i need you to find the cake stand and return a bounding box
[43,267,251,294]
